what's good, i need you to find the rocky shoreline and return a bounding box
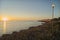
[0,17,60,40]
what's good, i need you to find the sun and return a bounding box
[2,17,9,21]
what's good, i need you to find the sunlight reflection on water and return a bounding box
[0,20,43,36]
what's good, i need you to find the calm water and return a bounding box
[0,20,43,36]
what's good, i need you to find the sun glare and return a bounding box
[2,17,8,21]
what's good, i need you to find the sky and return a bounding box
[0,0,60,20]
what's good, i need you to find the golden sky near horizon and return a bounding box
[0,16,51,21]
[0,16,39,21]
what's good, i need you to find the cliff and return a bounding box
[0,17,60,40]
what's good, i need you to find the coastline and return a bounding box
[0,17,60,40]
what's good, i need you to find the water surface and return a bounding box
[0,20,43,36]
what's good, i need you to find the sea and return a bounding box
[0,20,44,36]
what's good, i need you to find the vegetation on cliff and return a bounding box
[0,17,60,40]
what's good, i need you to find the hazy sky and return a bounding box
[0,0,60,20]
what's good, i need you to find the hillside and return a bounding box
[0,17,60,40]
